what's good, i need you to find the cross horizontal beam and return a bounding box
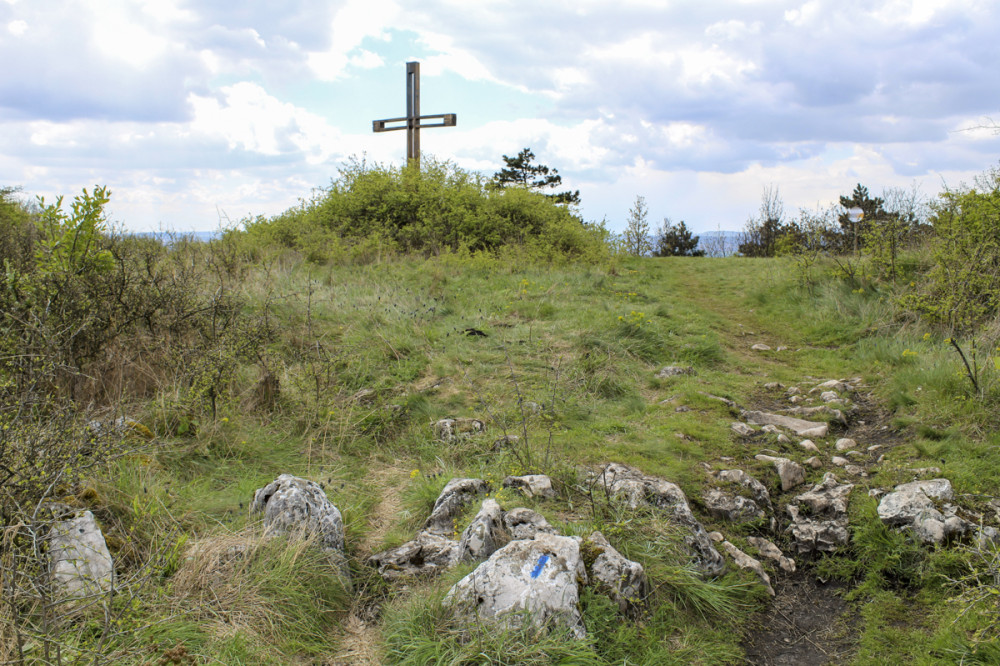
[372,113,457,132]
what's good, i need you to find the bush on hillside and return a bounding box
[244,157,608,262]
[900,166,1000,334]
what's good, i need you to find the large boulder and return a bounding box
[250,474,349,580]
[785,473,853,555]
[583,531,648,614]
[877,479,970,544]
[49,510,114,603]
[250,474,345,554]
[444,533,588,639]
[593,463,725,576]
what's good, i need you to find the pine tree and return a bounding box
[623,195,652,256]
[493,148,581,205]
[654,218,704,256]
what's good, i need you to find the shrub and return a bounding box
[244,157,608,262]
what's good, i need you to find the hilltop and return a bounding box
[3,173,1000,664]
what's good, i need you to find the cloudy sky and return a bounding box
[2,0,999,233]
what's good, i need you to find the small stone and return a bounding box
[820,391,840,402]
[830,457,849,467]
[675,406,691,413]
[764,382,785,390]
[835,438,857,451]
[656,365,695,378]
[434,418,485,442]
[787,387,802,396]
[776,346,789,352]
[754,454,806,491]
[707,531,725,542]
[761,424,781,435]
[799,439,819,453]
[805,457,822,469]
[731,422,755,437]
[844,465,865,476]
[867,445,881,452]
[721,541,774,596]
[747,536,796,573]
[751,344,772,351]
[868,489,885,498]
[789,395,803,404]
[777,433,791,444]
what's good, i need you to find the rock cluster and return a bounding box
[877,479,971,544]
[591,463,725,575]
[785,473,853,555]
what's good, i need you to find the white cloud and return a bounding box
[7,19,26,35]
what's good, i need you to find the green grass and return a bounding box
[9,243,1000,664]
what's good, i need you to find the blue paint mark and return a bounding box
[530,555,549,579]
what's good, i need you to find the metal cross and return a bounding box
[372,62,456,166]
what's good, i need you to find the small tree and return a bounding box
[623,196,652,256]
[654,218,704,256]
[493,148,581,205]
[738,186,795,257]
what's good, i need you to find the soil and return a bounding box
[742,573,857,665]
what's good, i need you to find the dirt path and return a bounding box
[328,465,407,666]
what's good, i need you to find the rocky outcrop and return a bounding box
[785,473,853,555]
[877,479,971,544]
[583,531,648,615]
[444,533,588,639]
[49,510,114,603]
[370,477,488,579]
[593,463,725,575]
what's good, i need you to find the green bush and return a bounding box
[244,158,608,262]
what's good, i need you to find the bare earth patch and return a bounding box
[742,573,857,665]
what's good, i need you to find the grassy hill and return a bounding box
[4,177,1000,664]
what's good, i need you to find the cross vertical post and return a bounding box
[373,61,456,168]
[407,62,420,165]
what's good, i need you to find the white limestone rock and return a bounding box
[504,507,559,541]
[877,479,971,544]
[584,531,648,614]
[445,533,588,638]
[785,473,854,555]
[721,541,774,596]
[455,499,507,563]
[754,454,806,492]
[743,410,829,438]
[49,510,114,603]
[503,474,557,499]
[747,536,796,573]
